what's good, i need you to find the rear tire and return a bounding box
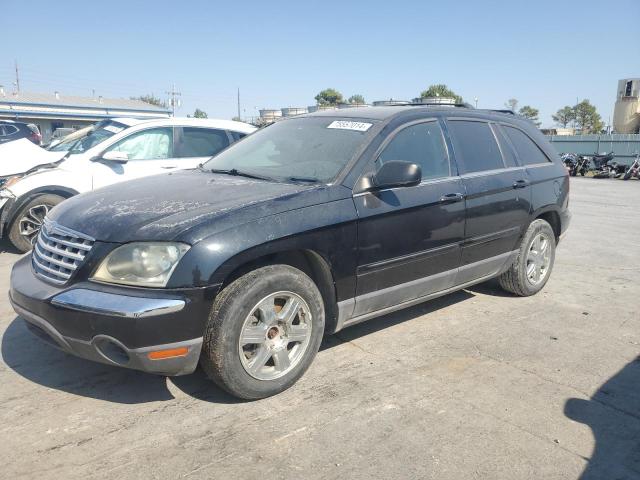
[200,265,325,400]
[8,194,65,253]
[498,219,556,297]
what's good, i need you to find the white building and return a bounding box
[0,89,171,142]
[613,78,640,134]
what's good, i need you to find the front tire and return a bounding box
[8,194,65,252]
[498,219,556,297]
[200,265,325,400]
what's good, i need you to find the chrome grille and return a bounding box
[32,219,95,285]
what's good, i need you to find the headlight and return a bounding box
[92,242,190,287]
[1,175,22,191]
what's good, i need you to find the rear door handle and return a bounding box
[513,179,529,189]
[161,166,177,169]
[439,193,465,203]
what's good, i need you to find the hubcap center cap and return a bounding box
[267,326,280,340]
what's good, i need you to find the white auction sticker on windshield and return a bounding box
[104,125,124,133]
[327,120,372,132]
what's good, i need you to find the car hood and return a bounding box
[0,138,67,176]
[48,170,335,243]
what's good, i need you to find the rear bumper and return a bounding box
[559,208,571,242]
[9,254,218,376]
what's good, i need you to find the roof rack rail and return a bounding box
[490,109,515,115]
[409,99,474,108]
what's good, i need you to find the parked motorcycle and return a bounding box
[571,154,591,176]
[623,154,640,180]
[589,152,625,178]
[561,153,578,175]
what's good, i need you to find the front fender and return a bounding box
[6,167,90,199]
[167,198,358,302]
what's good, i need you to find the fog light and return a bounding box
[147,347,189,360]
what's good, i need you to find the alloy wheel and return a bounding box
[238,291,312,381]
[525,233,552,285]
[18,204,51,245]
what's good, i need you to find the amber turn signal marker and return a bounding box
[147,347,189,360]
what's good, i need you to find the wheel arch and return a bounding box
[3,186,78,231]
[219,248,340,335]
[531,206,561,242]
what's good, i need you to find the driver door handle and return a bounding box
[513,179,529,189]
[161,166,177,169]
[439,193,465,203]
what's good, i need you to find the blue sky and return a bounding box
[2,0,638,127]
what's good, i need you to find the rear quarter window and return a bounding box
[502,125,550,166]
[447,120,504,173]
[493,126,519,168]
[177,127,230,158]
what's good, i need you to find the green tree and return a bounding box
[131,94,167,108]
[315,88,343,106]
[552,106,576,128]
[193,108,208,118]
[348,94,366,105]
[573,99,604,134]
[518,105,541,127]
[419,84,462,103]
[504,98,519,112]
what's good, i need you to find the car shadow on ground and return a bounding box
[564,356,640,479]
[2,287,477,405]
[0,240,21,255]
[1,318,240,405]
[321,289,474,351]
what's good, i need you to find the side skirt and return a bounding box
[335,250,517,333]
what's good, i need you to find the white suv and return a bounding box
[0,117,256,252]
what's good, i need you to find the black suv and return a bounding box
[9,106,570,399]
[0,120,42,145]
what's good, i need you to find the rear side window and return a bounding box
[502,126,550,165]
[176,127,230,158]
[2,125,18,136]
[493,126,518,167]
[230,131,247,142]
[447,120,504,173]
[378,121,450,181]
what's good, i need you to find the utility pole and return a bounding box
[14,60,20,92]
[237,87,241,121]
[166,83,181,116]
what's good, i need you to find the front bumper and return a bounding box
[9,254,219,376]
[0,196,10,238]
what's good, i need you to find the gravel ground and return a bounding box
[1,177,639,479]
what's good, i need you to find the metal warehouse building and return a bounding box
[0,89,170,142]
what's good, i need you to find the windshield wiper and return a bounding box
[209,168,273,181]
[286,176,320,183]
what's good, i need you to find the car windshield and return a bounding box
[60,120,127,154]
[202,117,376,183]
[47,126,92,151]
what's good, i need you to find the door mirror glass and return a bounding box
[100,150,129,163]
[372,160,422,190]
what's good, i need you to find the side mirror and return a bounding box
[97,151,129,163]
[371,160,422,190]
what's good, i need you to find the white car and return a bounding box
[0,117,256,252]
